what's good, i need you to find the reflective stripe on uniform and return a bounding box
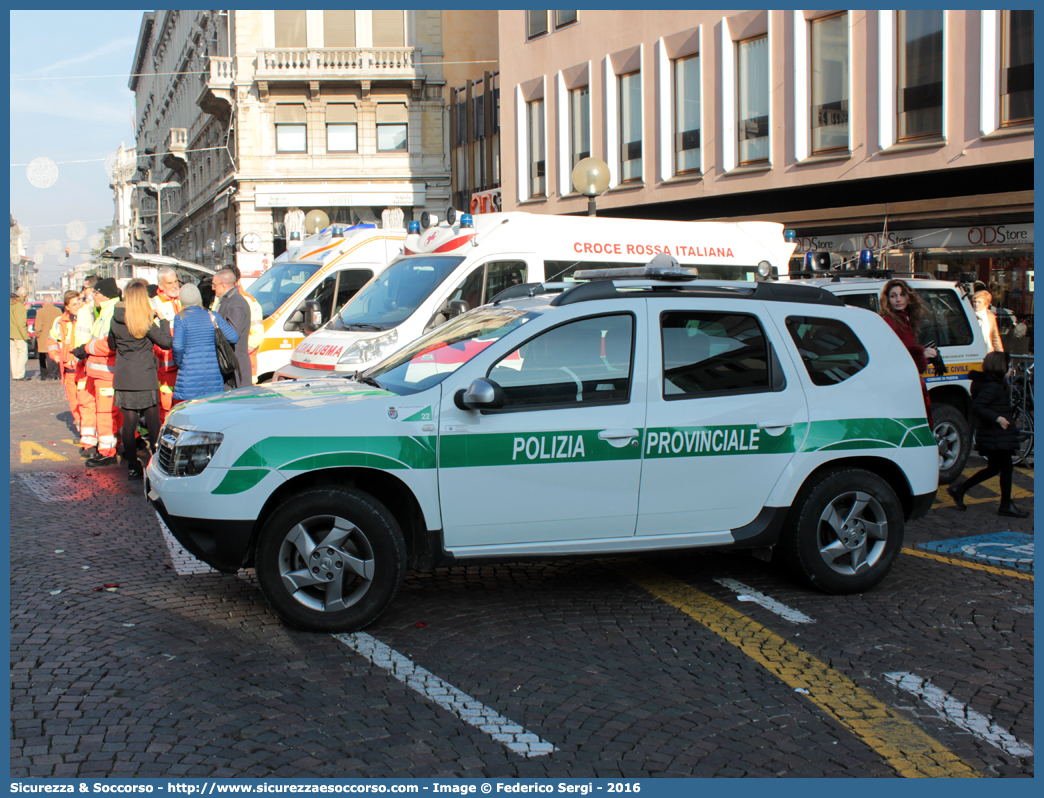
[100,386,115,397]
[160,384,173,394]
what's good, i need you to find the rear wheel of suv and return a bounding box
[781,469,904,594]
[255,487,406,633]
[932,403,970,484]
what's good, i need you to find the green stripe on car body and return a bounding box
[209,417,932,494]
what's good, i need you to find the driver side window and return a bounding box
[488,314,633,409]
[447,261,529,310]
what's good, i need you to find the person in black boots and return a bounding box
[108,280,172,480]
[947,351,1029,518]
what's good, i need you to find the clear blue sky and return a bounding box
[10,9,148,286]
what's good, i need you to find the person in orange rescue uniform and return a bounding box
[151,268,182,422]
[72,278,123,467]
[72,277,99,458]
[47,290,86,437]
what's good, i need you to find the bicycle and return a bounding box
[1009,356,1033,467]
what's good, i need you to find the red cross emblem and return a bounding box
[425,231,438,244]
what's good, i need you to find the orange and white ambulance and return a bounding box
[249,224,405,382]
[274,211,796,380]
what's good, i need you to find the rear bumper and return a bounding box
[908,491,936,522]
[146,475,255,572]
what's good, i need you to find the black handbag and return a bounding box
[209,312,241,383]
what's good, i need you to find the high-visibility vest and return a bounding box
[84,297,119,381]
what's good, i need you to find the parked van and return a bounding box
[247,224,405,382]
[274,211,796,379]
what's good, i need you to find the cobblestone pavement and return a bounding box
[9,373,1034,778]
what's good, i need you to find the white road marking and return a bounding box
[713,578,816,624]
[334,632,558,758]
[884,671,1034,758]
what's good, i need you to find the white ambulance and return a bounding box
[147,263,938,633]
[246,224,405,382]
[273,211,796,380]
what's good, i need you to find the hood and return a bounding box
[112,305,126,324]
[164,377,395,432]
[968,370,1003,384]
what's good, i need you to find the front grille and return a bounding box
[157,433,177,474]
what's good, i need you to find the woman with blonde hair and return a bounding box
[108,280,173,479]
[879,279,938,427]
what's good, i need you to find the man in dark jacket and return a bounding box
[212,269,251,389]
[34,298,63,380]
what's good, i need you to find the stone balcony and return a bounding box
[196,56,234,118]
[254,47,423,82]
[162,127,188,172]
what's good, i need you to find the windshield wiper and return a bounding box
[342,323,385,331]
[355,374,385,390]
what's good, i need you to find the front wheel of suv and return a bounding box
[255,487,407,633]
[780,468,904,594]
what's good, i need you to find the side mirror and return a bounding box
[444,299,470,318]
[454,378,505,411]
[301,299,323,334]
[285,309,305,331]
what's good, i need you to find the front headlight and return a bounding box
[337,328,399,365]
[159,426,224,476]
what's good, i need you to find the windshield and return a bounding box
[330,255,465,331]
[247,261,321,317]
[363,306,538,395]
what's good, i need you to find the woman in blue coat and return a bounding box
[171,283,240,405]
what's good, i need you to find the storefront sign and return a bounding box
[795,224,1033,253]
[255,183,425,209]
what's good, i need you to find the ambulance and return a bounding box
[247,224,406,382]
[273,211,796,380]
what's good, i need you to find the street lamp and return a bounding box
[571,157,611,217]
[133,180,181,255]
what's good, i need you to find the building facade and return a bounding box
[128,9,496,279]
[498,10,1034,319]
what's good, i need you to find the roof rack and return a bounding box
[546,278,843,307]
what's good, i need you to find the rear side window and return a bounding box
[785,316,868,386]
[661,311,775,398]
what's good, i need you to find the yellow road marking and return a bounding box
[628,565,979,778]
[20,441,67,463]
[902,547,1033,581]
[933,472,1034,509]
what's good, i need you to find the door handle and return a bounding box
[599,429,639,448]
[758,420,792,436]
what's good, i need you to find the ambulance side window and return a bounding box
[447,267,484,310]
[447,261,528,310]
[488,314,634,410]
[484,261,527,302]
[661,311,774,398]
[293,269,374,328]
[915,288,973,347]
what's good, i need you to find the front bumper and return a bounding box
[146,474,256,573]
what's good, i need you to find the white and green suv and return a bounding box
[147,267,938,632]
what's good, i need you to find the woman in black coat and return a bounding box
[108,280,173,479]
[947,351,1028,518]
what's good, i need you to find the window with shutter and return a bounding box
[377,103,408,151]
[324,11,356,48]
[275,104,307,152]
[372,10,405,47]
[274,10,306,49]
[326,104,358,152]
